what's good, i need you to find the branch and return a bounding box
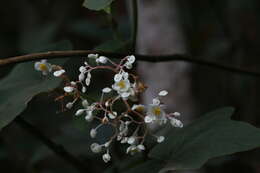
[15,116,89,173]
[0,50,260,77]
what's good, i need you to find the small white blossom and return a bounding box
[102,152,111,163]
[34,59,52,75]
[127,55,135,64]
[127,137,136,145]
[173,112,181,117]
[53,69,65,77]
[85,111,94,122]
[82,99,89,108]
[108,112,117,119]
[64,86,74,93]
[158,90,168,96]
[170,118,183,128]
[75,109,85,116]
[79,66,87,73]
[131,104,145,112]
[152,98,160,105]
[66,102,73,109]
[96,56,108,64]
[157,136,165,143]
[90,129,97,138]
[102,87,112,93]
[85,72,91,86]
[88,54,99,59]
[78,73,85,82]
[137,144,145,151]
[90,143,102,153]
[82,86,86,93]
[114,74,123,82]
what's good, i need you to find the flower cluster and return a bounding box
[34,54,183,163]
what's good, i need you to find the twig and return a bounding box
[14,116,89,173]
[1,50,260,77]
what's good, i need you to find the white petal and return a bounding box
[108,113,116,119]
[121,92,130,98]
[114,74,122,82]
[85,78,91,86]
[152,98,160,105]
[53,69,65,77]
[127,137,136,145]
[64,86,74,93]
[102,87,112,93]
[137,144,145,151]
[173,112,181,117]
[88,54,98,59]
[127,55,135,64]
[90,129,97,138]
[97,56,108,64]
[170,118,183,128]
[75,109,85,116]
[102,153,111,163]
[144,115,153,123]
[65,102,73,109]
[158,90,168,96]
[79,66,86,73]
[82,99,89,108]
[157,136,165,143]
[82,86,86,93]
[78,73,85,81]
[90,143,102,153]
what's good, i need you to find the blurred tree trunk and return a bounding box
[136,1,202,173]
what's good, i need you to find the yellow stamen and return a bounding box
[136,106,144,113]
[117,80,126,89]
[153,107,161,116]
[39,63,48,71]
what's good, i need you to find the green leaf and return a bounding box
[149,107,260,172]
[82,0,114,11]
[0,40,72,130]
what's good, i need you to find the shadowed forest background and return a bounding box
[0,0,260,172]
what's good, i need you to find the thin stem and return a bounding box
[131,0,138,52]
[1,50,260,77]
[14,117,89,173]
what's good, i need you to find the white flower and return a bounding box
[157,136,165,143]
[66,102,73,109]
[85,111,94,122]
[82,99,89,108]
[82,86,86,93]
[75,109,85,116]
[170,118,183,128]
[64,86,75,93]
[112,79,132,99]
[137,144,145,151]
[124,62,133,69]
[102,87,112,93]
[88,54,99,59]
[108,112,117,119]
[127,55,135,64]
[90,129,97,138]
[173,112,181,117]
[152,98,160,105]
[114,74,122,82]
[144,115,154,123]
[127,136,136,145]
[78,73,85,82]
[158,90,168,96]
[34,59,52,75]
[102,152,111,163]
[85,72,91,86]
[79,66,87,73]
[53,69,65,77]
[90,143,102,153]
[96,56,108,64]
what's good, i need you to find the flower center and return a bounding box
[117,80,126,89]
[136,106,144,113]
[39,63,48,71]
[153,107,161,116]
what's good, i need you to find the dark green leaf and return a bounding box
[82,0,114,11]
[0,40,72,130]
[149,107,260,172]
